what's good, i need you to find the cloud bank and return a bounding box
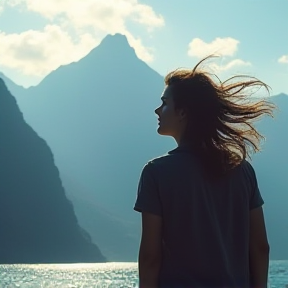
[0,26,98,76]
[0,0,164,77]
[187,37,251,72]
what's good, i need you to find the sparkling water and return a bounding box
[0,261,287,288]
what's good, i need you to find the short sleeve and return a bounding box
[133,162,162,216]
[246,161,264,210]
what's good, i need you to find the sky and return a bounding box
[0,0,287,95]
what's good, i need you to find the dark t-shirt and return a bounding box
[134,146,264,288]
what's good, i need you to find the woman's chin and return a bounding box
[157,126,164,135]
[157,127,170,136]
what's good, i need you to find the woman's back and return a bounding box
[135,145,263,287]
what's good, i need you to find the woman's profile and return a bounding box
[134,56,275,288]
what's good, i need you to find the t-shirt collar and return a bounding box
[168,144,194,154]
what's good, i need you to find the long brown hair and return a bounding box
[165,56,276,178]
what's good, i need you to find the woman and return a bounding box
[134,56,275,288]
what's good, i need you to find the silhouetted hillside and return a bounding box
[252,94,288,260]
[61,172,140,261]
[5,33,288,260]
[0,79,105,263]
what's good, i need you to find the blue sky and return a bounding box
[0,0,287,95]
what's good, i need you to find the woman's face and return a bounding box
[154,86,186,143]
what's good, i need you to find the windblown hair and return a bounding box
[165,56,276,178]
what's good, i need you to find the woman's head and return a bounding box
[159,66,221,145]
[156,56,276,177]
[154,85,187,143]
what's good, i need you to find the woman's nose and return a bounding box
[155,106,160,115]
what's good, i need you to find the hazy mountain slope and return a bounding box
[62,172,140,261]
[15,34,170,218]
[252,94,288,259]
[0,79,105,263]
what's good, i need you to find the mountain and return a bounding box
[0,72,26,97]
[14,33,170,217]
[251,93,288,260]
[8,33,170,261]
[0,79,105,263]
[62,172,140,261]
[8,33,288,260]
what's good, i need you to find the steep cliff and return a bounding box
[0,79,105,263]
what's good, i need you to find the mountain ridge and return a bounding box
[0,78,106,263]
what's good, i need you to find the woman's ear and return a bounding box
[179,109,186,121]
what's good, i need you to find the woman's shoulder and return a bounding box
[141,151,187,179]
[146,151,178,167]
[236,159,256,173]
[147,146,190,165]
[228,158,258,185]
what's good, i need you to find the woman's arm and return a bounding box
[138,212,162,288]
[249,206,270,288]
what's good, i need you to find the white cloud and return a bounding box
[15,0,163,30]
[0,2,6,14]
[132,4,164,29]
[209,59,251,72]
[278,55,288,64]
[187,37,251,72]
[2,0,164,77]
[0,25,98,76]
[5,0,23,6]
[188,37,239,58]
[8,0,164,57]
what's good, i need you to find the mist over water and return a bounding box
[0,261,287,288]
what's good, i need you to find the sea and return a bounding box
[0,261,287,288]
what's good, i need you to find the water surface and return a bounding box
[0,261,287,288]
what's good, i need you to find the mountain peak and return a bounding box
[100,33,130,47]
[86,33,136,61]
